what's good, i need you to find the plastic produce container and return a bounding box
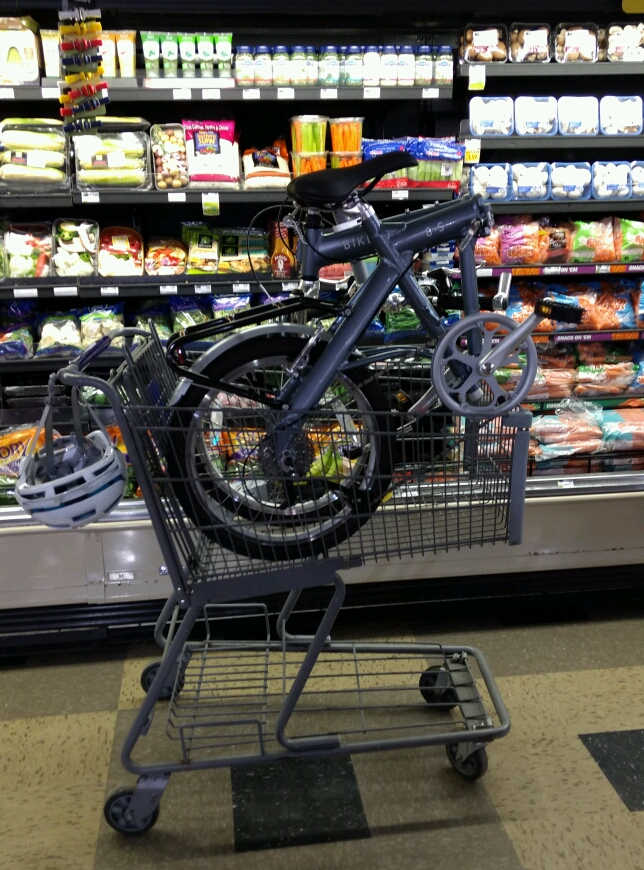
[329,117,363,152]
[4,223,52,278]
[151,124,189,190]
[558,96,599,136]
[550,162,592,200]
[469,96,514,136]
[0,122,69,191]
[40,29,61,77]
[631,161,644,197]
[116,31,136,78]
[592,161,632,200]
[290,115,328,153]
[291,152,328,176]
[141,32,160,77]
[52,219,98,277]
[599,96,643,136]
[330,152,362,169]
[514,96,557,136]
[511,163,550,200]
[470,163,512,201]
[74,131,151,190]
[606,22,644,62]
[554,23,598,62]
[509,24,551,62]
[460,24,508,62]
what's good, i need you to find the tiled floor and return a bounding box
[2,596,644,870]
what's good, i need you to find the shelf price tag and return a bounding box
[160,284,178,295]
[277,87,295,100]
[391,189,409,200]
[201,192,220,216]
[0,87,15,99]
[201,88,221,100]
[232,282,250,292]
[13,287,37,298]
[468,64,486,91]
[363,86,380,99]
[81,191,100,204]
[463,138,481,164]
[167,191,187,203]
[320,88,337,99]
[172,88,192,100]
[100,286,119,296]
[557,479,575,489]
[242,88,261,100]
[194,283,212,294]
[595,264,611,273]
[41,86,59,99]
[282,281,299,291]
[54,286,77,297]
[422,88,440,99]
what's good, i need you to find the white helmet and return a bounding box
[16,404,126,529]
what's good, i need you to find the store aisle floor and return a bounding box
[2,600,644,870]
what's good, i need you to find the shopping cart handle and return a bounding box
[535,297,584,325]
[74,334,112,370]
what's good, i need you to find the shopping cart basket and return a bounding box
[51,329,530,836]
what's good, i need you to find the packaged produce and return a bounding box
[550,162,592,201]
[74,131,150,189]
[253,45,272,86]
[80,304,124,348]
[509,24,551,62]
[170,296,210,331]
[554,24,598,62]
[217,229,270,275]
[215,33,233,63]
[0,17,40,84]
[631,161,644,197]
[531,401,602,453]
[469,97,513,137]
[329,117,363,153]
[498,219,541,265]
[212,295,251,320]
[592,162,631,200]
[100,31,117,77]
[291,115,328,153]
[474,227,502,266]
[0,324,32,359]
[234,45,254,86]
[460,25,508,62]
[557,97,599,136]
[144,238,187,276]
[538,345,577,369]
[53,219,98,277]
[405,138,464,189]
[606,23,644,62]
[507,285,555,331]
[161,33,179,76]
[627,360,644,394]
[361,138,409,188]
[98,227,144,277]
[291,152,327,177]
[150,124,189,190]
[115,30,136,77]
[575,363,637,396]
[577,342,633,365]
[0,425,45,488]
[133,304,172,342]
[538,222,572,262]
[514,96,557,136]
[512,163,549,200]
[141,32,160,78]
[5,223,51,278]
[179,33,196,77]
[570,285,636,330]
[470,163,512,201]
[182,223,219,274]
[183,120,239,187]
[40,29,60,78]
[599,95,643,136]
[242,142,291,188]
[569,219,615,263]
[36,313,82,356]
[601,409,644,450]
[0,122,67,189]
[330,152,362,169]
[614,218,644,261]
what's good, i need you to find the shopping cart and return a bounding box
[50,327,529,836]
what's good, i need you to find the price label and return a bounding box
[54,286,77,297]
[468,64,486,91]
[160,284,178,295]
[282,281,299,291]
[363,86,380,99]
[194,283,212,293]
[463,138,481,164]
[422,87,440,99]
[277,87,295,100]
[13,287,37,298]
[81,191,100,204]
[167,191,187,202]
[100,286,119,296]
[242,88,261,100]
[201,192,220,216]
[201,88,221,100]
[320,88,338,99]
[172,88,192,100]
[41,86,60,99]
[0,87,15,99]
[595,264,610,273]
[392,189,409,200]
[233,282,250,292]
[557,479,575,489]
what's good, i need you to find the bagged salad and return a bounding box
[53,219,98,277]
[0,324,33,359]
[133,303,172,343]
[36,312,82,356]
[181,222,219,274]
[4,223,51,278]
[170,296,211,331]
[98,227,144,277]
[144,238,187,276]
[0,120,68,189]
[80,304,125,349]
[74,131,150,189]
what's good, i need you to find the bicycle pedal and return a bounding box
[536,297,584,325]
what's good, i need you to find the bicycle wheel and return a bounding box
[169,333,394,562]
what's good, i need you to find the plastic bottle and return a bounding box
[305,46,319,85]
[345,45,364,86]
[272,45,290,86]
[338,46,348,85]
[235,45,255,86]
[291,45,307,86]
[414,45,433,85]
[363,45,381,86]
[380,45,398,86]
[397,44,415,86]
[254,45,273,86]
[320,45,340,86]
[435,45,453,87]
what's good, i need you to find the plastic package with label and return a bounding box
[498,219,542,264]
[183,119,240,188]
[606,22,644,62]
[630,161,644,197]
[599,96,643,136]
[4,223,51,278]
[557,97,599,136]
[144,238,187,276]
[568,218,615,263]
[79,304,125,349]
[0,121,68,191]
[539,222,572,262]
[509,24,551,62]
[0,17,40,84]
[181,222,219,275]
[243,143,291,188]
[74,131,151,189]
[53,219,98,277]
[151,124,189,190]
[133,304,172,344]
[469,97,514,136]
[170,295,210,332]
[474,227,502,266]
[514,96,558,136]
[554,23,598,62]
[470,163,512,201]
[460,24,508,62]
[98,227,144,277]
[212,294,252,320]
[35,312,82,356]
[592,161,631,200]
[575,363,637,397]
[218,228,271,275]
[614,217,644,261]
[0,323,33,359]
[512,163,550,200]
[291,152,327,177]
[550,162,592,201]
[0,426,46,491]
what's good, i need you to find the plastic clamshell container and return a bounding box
[460,24,508,62]
[599,95,643,136]
[514,96,558,136]
[469,96,514,136]
[0,123,69,192]
[290,116,328,153]
[469,163,512,201]
[630,160,644,196]
[150,124,189,190]
[509,24,552,62]
[606,22,644,62]
[554,23,599,62]
[329,117,363,153]
[592,161,632,200]
[52,218,98,277]
[4,222,52,279]
[330,151,362,169]
[291,152,328,176]
[74,131,151,190]
[511,162,550,200]
[550,162,592,200]
[557,96,599,136]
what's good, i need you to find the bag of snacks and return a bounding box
[183,120,240,187]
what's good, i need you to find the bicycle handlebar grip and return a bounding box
[536,297,585,325]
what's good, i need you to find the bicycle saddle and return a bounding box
[287,151,418,208]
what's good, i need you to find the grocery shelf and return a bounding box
[527,396,644,411]
[457,62,644,79]
[531,329,643,345]
[446,262,644,279]
[0,192,75,209]
[492,200,644,214]
[480,135,644,150]
[0,83,43,101]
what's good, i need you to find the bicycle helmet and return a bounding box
[16,389,127,529]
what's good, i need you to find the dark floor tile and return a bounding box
[580,729,644,812]
[231,755,370,852]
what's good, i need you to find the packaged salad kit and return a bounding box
[98,227,144,277]
[0,119,69,190]
[183,120,239,188]
[144,238,187,276]
[4,223,52,278]
[52,219,98,277]
[181,222,219,274]
[74,131,151,189]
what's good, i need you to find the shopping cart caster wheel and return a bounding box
[104,788,159,835]
[140,662,172,700]
[446,744,488,781]
[419,666,458,709]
